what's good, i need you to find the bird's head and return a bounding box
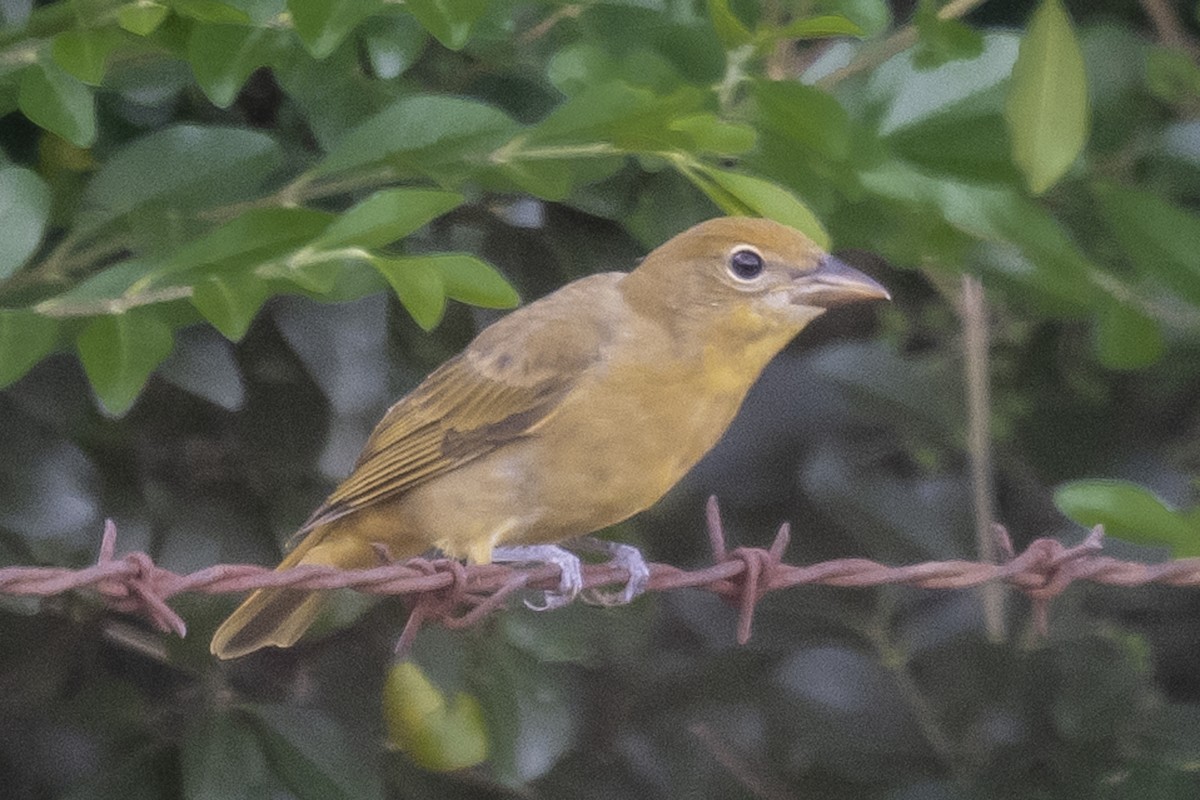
[622,217,890,337]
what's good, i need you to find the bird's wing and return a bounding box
[297,274,622,533]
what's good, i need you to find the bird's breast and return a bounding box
[508,354,750,541]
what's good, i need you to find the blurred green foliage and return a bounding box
[2,0,1200,797]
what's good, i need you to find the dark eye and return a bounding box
[728,248,764,281]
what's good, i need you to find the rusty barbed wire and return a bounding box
[3,496,1200,650]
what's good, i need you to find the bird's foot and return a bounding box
[491,545,583,611]
[578,539,650,607]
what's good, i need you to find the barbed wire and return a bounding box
[3,497,1199,651]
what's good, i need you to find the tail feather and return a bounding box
[210,531,380,659]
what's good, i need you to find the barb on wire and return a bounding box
[3,497,1200,649]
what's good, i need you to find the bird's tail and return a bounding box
[209,529,381,660]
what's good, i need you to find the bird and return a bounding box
[210,216,889,658]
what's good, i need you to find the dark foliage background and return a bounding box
[3,0,1200,797]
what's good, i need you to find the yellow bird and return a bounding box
[211,216,889,658]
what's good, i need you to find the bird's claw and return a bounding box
[491,541,647,611]
[582,542,649,607]
[491,545,583,611]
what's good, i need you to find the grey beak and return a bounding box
[796,255,891,308]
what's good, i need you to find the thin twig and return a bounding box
[815,0,989,90]
[690,722,797,800]
[519,4,583,44]
[1139,0,1200,60]
[868,623,964,780]
[960,275,1005,641]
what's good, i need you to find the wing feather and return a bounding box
[296,273,623,534]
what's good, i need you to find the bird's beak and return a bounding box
[793,254,891,308]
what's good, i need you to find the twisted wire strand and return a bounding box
[1,498,1194,646]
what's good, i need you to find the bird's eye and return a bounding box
[728,248,765,281]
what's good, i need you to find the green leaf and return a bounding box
[668,113,756,155]
[153,207,334,283]
[18,60,96,147]
[499,157,578,201]
[0,310,58,388]
[752,79,849,161]
[76,308,175,415]
[776,14,864,40]
[272,39,378,150]
[1005,0,1089,194]
[426,254,519,309]
[313,188,463,249]
[1055,479,1200,557]
[80,125,282,231]
[885,105,1018,183]
[545,42,617,96]
[542,27,726,98]
[182,711,275,800]
[706,0,753,48]
[0,166,51,279]
[170,0,251,24]
[520,82,706,152]
[817,0,890,38]
[38,259,156,310]
[246,704,384,800]
[912,0,983,70]
[363,14,427,79]
[117,1,170,35]
[274,257,343,294]
[404,0,489,50]
[187,24,282,108]
[52,28,125,85]
[1092,181,1200,307]
[369,255,446,329]
[690,165,830,249]
[317,94,518,176]
[289,0,384,58]
[859,162,1097,306]
[1146,46,1200,106]
[577,5,725,88]
[1093,300,1164,370]
[383,661,489,772]
[190,273,271,341]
